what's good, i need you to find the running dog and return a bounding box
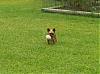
[46,28,57,44]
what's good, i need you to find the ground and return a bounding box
[0,0,99,74]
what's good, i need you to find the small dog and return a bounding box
[46,28,57,44]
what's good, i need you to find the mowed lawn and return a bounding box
[0,0,99,74]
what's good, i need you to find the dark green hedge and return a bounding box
[55,0,97,11]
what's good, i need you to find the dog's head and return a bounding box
[47,28,56,37]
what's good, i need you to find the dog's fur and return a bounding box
[46,28,57,44]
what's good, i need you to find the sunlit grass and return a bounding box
[0,0,99,74]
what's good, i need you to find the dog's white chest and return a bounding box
[46,35,51,40]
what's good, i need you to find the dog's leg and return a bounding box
[52,38,55,44]
[55,37,57,43]
[53,40,55,44]
[47,39,50,44]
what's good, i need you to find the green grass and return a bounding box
[0,0,99,74]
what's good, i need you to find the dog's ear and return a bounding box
[47,28,50,32]
[53,28,56,32]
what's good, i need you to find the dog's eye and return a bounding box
[50,33,54,35]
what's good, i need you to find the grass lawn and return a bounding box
[0,0,99,74]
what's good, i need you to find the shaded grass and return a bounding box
[0,0,99,74]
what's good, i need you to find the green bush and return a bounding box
[56,0,97,11]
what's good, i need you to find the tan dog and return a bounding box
[46,28,57,44]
